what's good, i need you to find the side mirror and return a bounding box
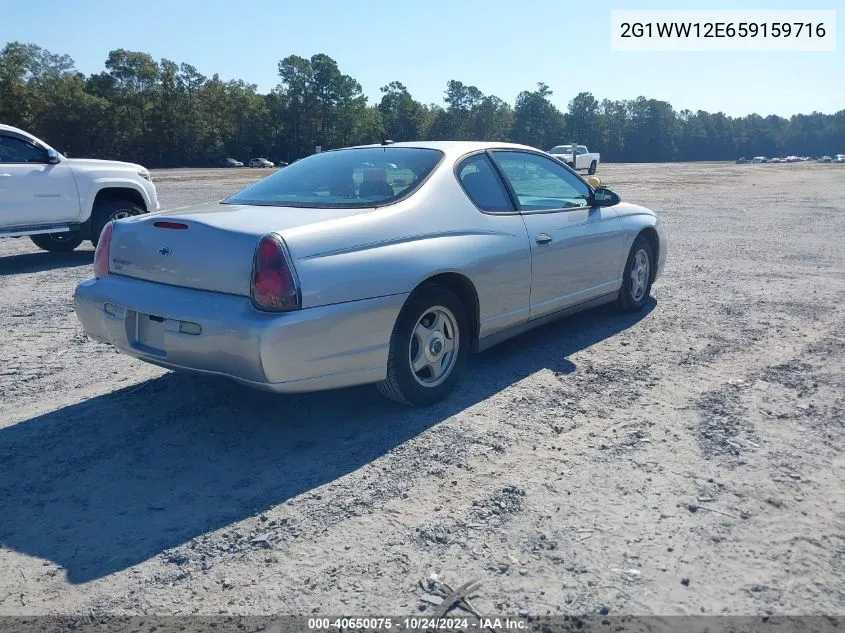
[591,186,621,207]
[46,149,61,164]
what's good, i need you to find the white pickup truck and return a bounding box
[0,124,159,252]
[548,144,600,174]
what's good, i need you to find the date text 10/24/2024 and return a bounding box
[308,617,528,630]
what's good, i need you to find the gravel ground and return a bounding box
[1,162,843,618]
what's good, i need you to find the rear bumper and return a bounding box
[73,275,407,393]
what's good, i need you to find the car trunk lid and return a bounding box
[107,201,373,296]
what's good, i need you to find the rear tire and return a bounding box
[377,284,470,406]
[617,235,654,313]
[90,199,144,247]
[588,160,597,175]
[30,232,83,252]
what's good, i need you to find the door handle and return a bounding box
[535,233,552,246]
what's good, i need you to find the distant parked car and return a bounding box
[818,156,832,163]
[785,155,800,163]
[735,157,748,164]
[249,158,274,168]
[273,160,289,168]
[834,154,845,163]
[220,158,243,167]
[770,157,784,163]
[751,156,768,164]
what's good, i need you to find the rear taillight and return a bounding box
[93,221,114,278]
[250,234,300,312]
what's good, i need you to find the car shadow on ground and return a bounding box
[0,249,93,276]
[0,299,655,584]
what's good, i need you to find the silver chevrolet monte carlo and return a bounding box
[74,141,667,406]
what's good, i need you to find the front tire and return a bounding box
[30,232,83,253]
[588,160,597,175]
[377,285,470,406]
[90,199,144,247]
[617,235,654,313]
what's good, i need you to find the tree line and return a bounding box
[2,41,843,167]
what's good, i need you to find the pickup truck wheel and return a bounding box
[377,284,469,406]
[90,199,144,246]
[30,232,83,253]
[588,160,597,175]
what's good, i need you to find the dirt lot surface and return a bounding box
[1,162,843,618]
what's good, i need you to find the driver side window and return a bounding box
[0,135,47,164]
[490,150,590,211]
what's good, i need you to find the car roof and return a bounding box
[0,123,34,138]
[340,140,544,158]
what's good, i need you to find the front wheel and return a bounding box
[588,160,597,175]
[30,232,83,253]
[617,235,654,313]
[377,285,470,406]
[90,199,144,247]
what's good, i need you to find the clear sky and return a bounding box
[2,0,842,117]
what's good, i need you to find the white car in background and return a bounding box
[0,124,158,252]
[751,156,768,164]
[834,154,845,163]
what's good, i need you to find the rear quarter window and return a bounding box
[456,153,515,213]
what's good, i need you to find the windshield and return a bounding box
[549,145,572,153]
[223,147,443,208]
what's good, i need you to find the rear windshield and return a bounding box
[223,147,443,208]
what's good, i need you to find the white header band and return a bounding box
[610,10,836,52]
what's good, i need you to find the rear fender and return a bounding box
[294,226,532,340]
[286,172,533,340]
